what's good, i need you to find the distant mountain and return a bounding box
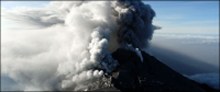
[96,48,218,92]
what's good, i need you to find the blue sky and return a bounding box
[145,1,219,34]
[1,1,219,34]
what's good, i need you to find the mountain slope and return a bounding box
[109,48,205,92]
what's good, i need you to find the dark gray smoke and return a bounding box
[112,0,156,49]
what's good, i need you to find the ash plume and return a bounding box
[1,0,156,91]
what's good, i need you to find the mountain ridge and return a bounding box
[95,48,218,92]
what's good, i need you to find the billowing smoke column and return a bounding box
[1,0,155,91]
[112,0,156,49]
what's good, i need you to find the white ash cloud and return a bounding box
[1,0,156,91]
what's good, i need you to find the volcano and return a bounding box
[2,1,219,91]
[95,48,218,92]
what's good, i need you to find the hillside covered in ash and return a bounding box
[94,47,218,92]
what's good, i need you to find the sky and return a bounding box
[1,1,219,35]
[146,1,219,34]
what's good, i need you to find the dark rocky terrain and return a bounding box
[96,48,218,92]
